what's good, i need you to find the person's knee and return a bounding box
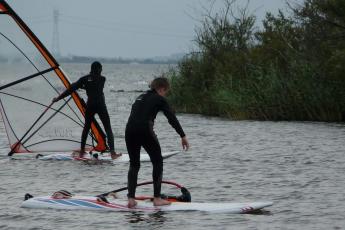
[152,160,163,173]
[151,155,163,166]
[129,162,140,172]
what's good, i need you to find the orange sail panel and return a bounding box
[0,3,6,12]
[0,0,106,153]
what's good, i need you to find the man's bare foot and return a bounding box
[110,151,122,160]
[71,151,78,157]
[153,197,171,206]
[72,150,85,158]
[78,150,86,158]
[127,198,137,208]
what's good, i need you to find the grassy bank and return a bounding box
[167,0,345,121]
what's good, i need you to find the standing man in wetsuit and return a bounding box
[52,61,121,159]
[126,77,189,208]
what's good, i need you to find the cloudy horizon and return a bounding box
[7,0,301,59]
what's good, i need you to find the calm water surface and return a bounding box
[0,64,344,230]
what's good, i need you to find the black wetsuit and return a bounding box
[56,74,114,152]
[126,89,185,198]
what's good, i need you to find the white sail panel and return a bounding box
[0,0,107,154]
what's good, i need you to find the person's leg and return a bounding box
[80,107,95,156]
[142,130,170,206]
[97,106,121,159]
[97,106,114,151]
[125,126,141,208]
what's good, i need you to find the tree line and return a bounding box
[167,0,345,121]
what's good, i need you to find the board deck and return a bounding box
[21,195,273,213]
[37,151,179,162]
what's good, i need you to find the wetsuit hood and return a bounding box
[90,61,102,75]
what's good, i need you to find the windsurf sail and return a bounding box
[0,0,107,155]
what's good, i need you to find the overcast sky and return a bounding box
[8,0,301,58]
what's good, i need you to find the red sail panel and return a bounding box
[0,3,6,12]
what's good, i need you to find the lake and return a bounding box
[0,63,344,229]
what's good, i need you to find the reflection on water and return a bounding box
[126,211,167,224]
[245,209,272,215]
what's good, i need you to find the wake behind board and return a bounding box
[21,195,273,214]
[37,151,179,162]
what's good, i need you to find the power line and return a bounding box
[52,9,61,56]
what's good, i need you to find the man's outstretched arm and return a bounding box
[161,98,189,151]
[52,79,82,103]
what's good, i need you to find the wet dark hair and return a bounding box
[150,77,170,91]
[90,61,102,74]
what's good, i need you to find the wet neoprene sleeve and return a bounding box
[57,79,82,101]
[160,98,185,138]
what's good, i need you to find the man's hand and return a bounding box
[52,97,59,103]
[181,136,189,151]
